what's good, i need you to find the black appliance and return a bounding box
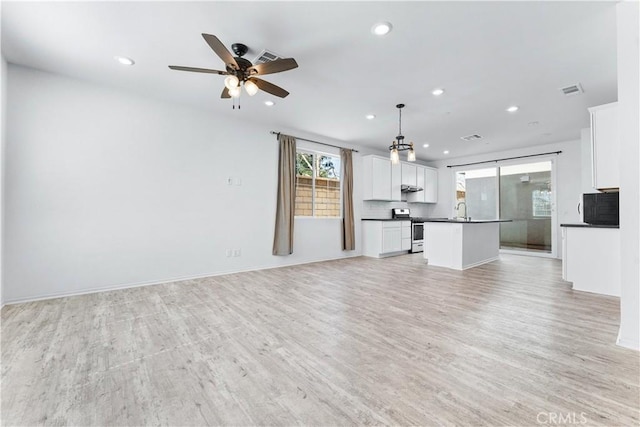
[583,192,619,225]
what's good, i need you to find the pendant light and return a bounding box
[388,104,416,164]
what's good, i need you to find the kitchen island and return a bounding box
[423,219,511,270]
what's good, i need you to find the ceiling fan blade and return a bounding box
[168,65,228,75]
[202,34,238,70]
[249,58,298,76]
[221,87,231,98]
[248,78,290,98]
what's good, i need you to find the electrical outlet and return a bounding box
[225,249,232,257]
[233,249,241,257]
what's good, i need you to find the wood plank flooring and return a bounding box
[2,254,639,426]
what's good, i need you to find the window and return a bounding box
[295,151,341,217]
[532,189,552,217]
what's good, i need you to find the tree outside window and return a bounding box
[295,151,341,217]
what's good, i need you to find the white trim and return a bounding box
[2,254,362,306]
[500,249,555,258]
[617,329,640,351]
[462,256,499,270]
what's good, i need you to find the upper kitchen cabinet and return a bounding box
[423,167,438,203]
[407,165,438,203]
[362,155,401,201]
[401,163,417,186]
[589,102,619,190]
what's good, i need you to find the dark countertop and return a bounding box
[424,219,512,224]
[561,223,620,229]
[361,218,410,221]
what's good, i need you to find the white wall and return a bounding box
[616,1,640,351]
[1,55,7,307]
[4,65,362,303]
[425,139,582,258]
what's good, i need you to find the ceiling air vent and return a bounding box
[560,83,584,97]
[460,134,483,142]
[253,49,283,64]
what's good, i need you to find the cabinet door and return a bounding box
[391,162,402,201]
[401,164,417,186]
[590,103,619,190]
[371,157,392,200]
[413,166,426,202]
[424,168,438,203]
[401,222,412,250]
[382,227,402,253]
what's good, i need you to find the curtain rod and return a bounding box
[446,151,562,168]
[270,131,359,153]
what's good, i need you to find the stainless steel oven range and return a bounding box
[391,208,427,253]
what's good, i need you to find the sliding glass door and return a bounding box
[499,162,553,253]
[455,160,555,256]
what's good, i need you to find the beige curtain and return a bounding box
[341,148,355,251]
[273,134,297,255]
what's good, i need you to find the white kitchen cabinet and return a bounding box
[424,168,438,203]
[391,162,401,201]
[401,222,412,250]
[401,163,417,186]
[407,165,438,204]
[362,220,411,258]
[589,102,619,190]
[561,225,620,296]
[362,155,402,201]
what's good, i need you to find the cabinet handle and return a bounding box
[577,202,581,214]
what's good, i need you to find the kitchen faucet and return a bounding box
[456,201,468,220]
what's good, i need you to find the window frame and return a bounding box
[294,148,342,219]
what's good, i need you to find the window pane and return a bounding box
[295,153,314,216]
[499,161,552,253]
[315,155,341,218]
[456,167,497,220]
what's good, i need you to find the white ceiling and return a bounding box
[1,1,618,161]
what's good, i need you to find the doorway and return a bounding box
[455,160,555,256]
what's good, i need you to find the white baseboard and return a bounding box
[462,256,500,270]
[2,253,363,306]
[617,330,640,351]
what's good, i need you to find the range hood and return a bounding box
[401,184,424,193]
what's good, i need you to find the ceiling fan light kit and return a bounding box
[389,104,416,164]
[168,34,298,108]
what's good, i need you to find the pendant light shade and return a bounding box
[388,104,416,162]
[407,143,416,162]
[390,143,400,164]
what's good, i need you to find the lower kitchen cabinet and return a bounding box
[362,220,411,258]
[561,225,620,296]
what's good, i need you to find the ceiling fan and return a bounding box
[168,34,298,102]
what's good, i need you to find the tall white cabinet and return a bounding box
[588,102,620,190]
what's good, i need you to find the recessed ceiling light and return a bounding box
[443,150,450,154]
[432,88,445,96]
[423,143,430,148]
[114,56,135,66]
[506,105,519,113]
[366,114,376,120]
[371,22,392,36]
[264,100,275,107]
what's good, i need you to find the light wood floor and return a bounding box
[2,254,639,426]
